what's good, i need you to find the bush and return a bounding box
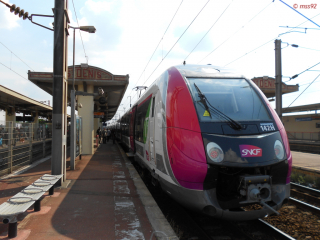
[298,174,307,185]
[304,175,315,187]
[290,172,299,183]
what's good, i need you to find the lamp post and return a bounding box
[69,25,96,170]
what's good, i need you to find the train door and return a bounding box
[129,106,137,153]
[149,95,156,166]
[154,91,162,156]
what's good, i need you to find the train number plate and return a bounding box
[260,123,275,132]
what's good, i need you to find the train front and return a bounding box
[165,65,292,221]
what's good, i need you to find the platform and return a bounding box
[292,151,320,173]
[0,141,177,240]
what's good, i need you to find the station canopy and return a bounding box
[282,103,320,114]
[0,84,52,118]
[252,76,299,98]
[28,65,129,121]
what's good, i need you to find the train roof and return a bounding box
[175,64,246,79]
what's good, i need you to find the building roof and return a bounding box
[0,85,52,117]
[252,76,299,98]
[282,103,320,114]
[28,65,129,121]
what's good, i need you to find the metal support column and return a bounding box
[29,123,33,163]
[52,0,69,184]
[275,39,282,121]
[8,122,13,174]
[70,26,76,170]
[70,89,76,170]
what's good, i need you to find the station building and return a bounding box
[252,76,320,142]
[28,65,129,155]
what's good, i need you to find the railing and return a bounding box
[287,131,320,141]
[0,122,53,177]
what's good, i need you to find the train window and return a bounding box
[187,78,272,122]
[135,96,152,143]
[151,97,155,118]
[158,71,169,105]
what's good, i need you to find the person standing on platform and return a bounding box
[107,129,111,142]
[102,128,107,144]
[111,129,115,144]
[96,127,101,144]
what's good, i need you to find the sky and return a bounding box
[0,0,319,122]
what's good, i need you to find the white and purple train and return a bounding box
[114,65,292,220]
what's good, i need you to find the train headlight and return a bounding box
[206,142,224,163]
[274,140,284,160]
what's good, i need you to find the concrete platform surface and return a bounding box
[0,141,177,240]
[292,151,320,172]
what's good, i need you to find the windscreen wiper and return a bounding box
[194,83,212,119]
[194,83,242,130]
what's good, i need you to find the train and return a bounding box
[112,64,292,221]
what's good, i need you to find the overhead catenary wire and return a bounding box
[184,0,234,62]
[123,0,184,109]
[285,60,320,82]
[287,73,320,107]
[0,62,29,81]
[296,46,320,52]
[278,13,320,36]
[0,42,35,71]
[119,0,210,116]
[299,79,320,87]
[198,0,273,64]
[71,0,87,62]
[283,43,320,52]
[278,0,320,28]
[140,0,210,88]
[115,6,320,120]
[223,12,320,68]
[223,37,276,67]
[0,61,41,90]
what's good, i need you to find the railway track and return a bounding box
[127,152,295,239]
[290,182,320,215]
[291,182,320,198]
[181,206,295,240]
[122,144,320,239]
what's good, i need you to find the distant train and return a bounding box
[113,65,292,220]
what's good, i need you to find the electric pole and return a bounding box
[275,39,282,121]
[52,0,69,184]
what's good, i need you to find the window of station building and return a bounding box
[135,97,152,143]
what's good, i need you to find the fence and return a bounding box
[287,131,320,141]
[0,122,53,177]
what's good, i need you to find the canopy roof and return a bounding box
[28,65,129,120]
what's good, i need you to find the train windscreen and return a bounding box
[186,78,272,122]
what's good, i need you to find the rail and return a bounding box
[289,197,320,216]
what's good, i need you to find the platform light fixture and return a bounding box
[69,25,96,171]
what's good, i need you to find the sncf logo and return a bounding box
[239,145,262,157]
